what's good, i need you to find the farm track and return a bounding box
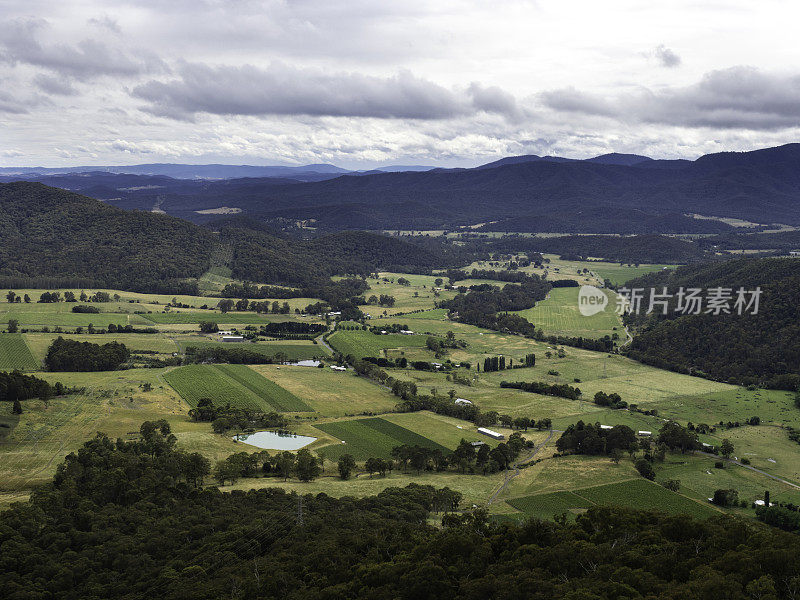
[487,428,556,506]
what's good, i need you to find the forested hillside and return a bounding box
[0,182,215,293]
[624,257,800,388]
[483,234,707,264]
[2,425,799,600]
[0,183,477,292]
[9,143,800,232]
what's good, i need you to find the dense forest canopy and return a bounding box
[0,182,214,293]
[0,183,480,292]
[623,257,800,389]
[2,425,800,599]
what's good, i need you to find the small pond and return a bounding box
[288,360,322,367]
[233,430,317,451]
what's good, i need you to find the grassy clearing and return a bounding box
[143,311,273,324]
[251,365,398,416]
[512,287,622,339]
[165,364,311,412]
[214,364,312,412]
[0,311,143,327]
[508,479,719,520]
[327,329,429,358]
[574,478,719,518]
[220,469,504,507]
[0,334,39,370]
[183,340,326,360]
[507,491,595,520]
[314,417,450,460]
[25,333,179,361]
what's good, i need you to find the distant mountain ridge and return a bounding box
[4,143,800,233]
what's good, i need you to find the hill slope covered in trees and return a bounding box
[0,183,476,292]
[2,425,799,600]
[623,257,800,388]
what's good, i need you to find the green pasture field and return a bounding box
[0,367,243,506]
[143,311,274,324]
[24,333,179,361]
[250,365,398,416]
[0,334,39,370]
[314,416,450,460]
[656,450,800,507]
[327,329,429,358]
[506,490,595,520]
[0,310,147,328]
[508,479,718,520]
[182,340,326,360]
[164,364,311,412]
[512,286,622,339]
[575,478,719,518]
[220,468,505,508]
[358,273,457,315]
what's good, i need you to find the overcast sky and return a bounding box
[2,0,800,168]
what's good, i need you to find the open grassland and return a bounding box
[575,478,719,518]
[358,273,457,316]
[508,479,718,520]
[25,332,179,361]
[0,334,40,370]
[0,368,243,506]
[165,364,312,412]
[251,365,398,416]
[0,310,146,328]
[143,311,274,324]
[327,329,429,358]
[506,490,596,520]
[314,416,450,460]
[182,340,326,360]
[220,468,505,507]
[512,286,622,339]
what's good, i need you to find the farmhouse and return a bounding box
[599,424,613,430]
[477,427,504,440]
[470,441,485,447]
[637,430,652,437]
[400,330,414,335]
[454,398,472,406]
[221,335,245,342]
[330,365,347,371]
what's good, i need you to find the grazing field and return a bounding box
[164,364,312,412]
[507,490,595,520]
[183,340,326,360]
[507,479,718,520]
[327,329,429,358]
[573,479,720,518]
[25,333,179,361]
[143,311,273,324]
[314,417,450,460]
[251,365,398,416]
[0,334,39,370]
[512,286,622,339]
[0,310,142,327]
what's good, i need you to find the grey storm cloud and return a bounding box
[654,45,681,68]
[33,73,78,96]
[540,66,800,130]
[0,18,165,80]
[132,62,521,121]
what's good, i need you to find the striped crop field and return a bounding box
[314,417,451,460]
[0,334,40,370]
[164,364,312,412]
